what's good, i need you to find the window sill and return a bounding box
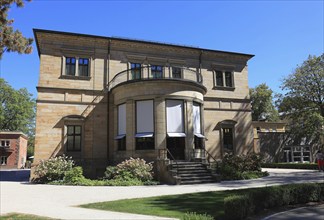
[60,75,91,81]
[213,86,235,91]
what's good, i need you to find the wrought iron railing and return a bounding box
[158,148,179,177]
[108,66,203,91]
[192,148,218,171]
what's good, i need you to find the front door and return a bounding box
[167,137,185,160]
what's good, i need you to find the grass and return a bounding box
[81,190,234,219]
[0,213,52,220]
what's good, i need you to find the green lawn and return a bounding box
[81,190,234,219]
[0,213,52,220]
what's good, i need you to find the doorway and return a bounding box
[167,137,185,160]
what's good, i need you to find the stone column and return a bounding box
[126,100,134,158]
[155,98,166,159]
[185,100,194,160]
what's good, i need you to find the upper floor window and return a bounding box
[131,63,141,80]
[214,70,234,89]
[78,58,89,76]
[151,65,163,79]
[0,140,10,147]
[67,125,82,152]
[216,71,223,86]
[63,57,90,78]
[66,57,76,76]
[172,67,182,79]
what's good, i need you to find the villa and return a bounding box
[33,29,254,183]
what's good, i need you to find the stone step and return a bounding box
[180,179,215,185]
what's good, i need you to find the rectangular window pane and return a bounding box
[136,100,154,133]
[78,58,89,76]
[67,126,74,135]
[74,136,81,151]
[118,136,126,151]
[225,72,233,87]
[131,63,141,79]
[151,65,163,78]
[67,136,74,151]
[172,67,181,79]
[193,102,201,134]
[216,71,223,86]
[66,57,76,75]
[74,126,81,134]
[118,104,126,135]
[166,100,184,133]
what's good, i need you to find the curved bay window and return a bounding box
[193,102,204,149]
[116,103,126,151]
[135,100,155,150]
[131,63,141,80]
[166,100,185,160]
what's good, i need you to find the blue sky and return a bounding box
[0,0,323,98]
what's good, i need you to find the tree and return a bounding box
[250,83,279,121]
[0,78,35,135]
[0,0,33,59]
[278,54,324,155]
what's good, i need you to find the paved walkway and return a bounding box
[0,168,323,220]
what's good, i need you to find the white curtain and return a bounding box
[166,100,184,133]
[118,104,126,135]
[136,100,154,133]
[193,102,201,134]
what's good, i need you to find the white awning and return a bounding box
[135,132,154,138]
[167,132,186,137]
[194,133,205,138]
[115,134,126,140]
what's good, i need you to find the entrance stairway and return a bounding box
[168,161,218,184]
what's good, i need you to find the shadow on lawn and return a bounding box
[147,191,228,218]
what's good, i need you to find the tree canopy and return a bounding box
[0,0,33,59]
[250,83,279,121]
[0,78,35,135]
[278,54,324,147]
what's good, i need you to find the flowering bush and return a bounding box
[34,155,74,183]
[104,157,154,182]
[217,153,267,180]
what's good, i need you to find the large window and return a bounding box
[214,70,234,88]
[0,140,10,147]
[131,63,141,80]
[193,102,204,149]
[166,100,186,159]
[1,156,7,165]
[116,104,126,151]
[64,57,90,77]
[151,65,163,79]
[223,128,233,150]
[66,125,82,152]
[136,100,154,150]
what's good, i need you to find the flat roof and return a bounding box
[0,131,28,139]
[33,28,255,58]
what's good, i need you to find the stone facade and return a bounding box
[0,131,28,169]
[33,29,254,178]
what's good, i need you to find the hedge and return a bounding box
[261,163,318,170]
[224,183,324,220]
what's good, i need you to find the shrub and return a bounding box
[104,157,154,182]
[34,155,74,183]
[63,166,89,185]
[224,194,252,220]
[261,163,318,170]
[181,212,214,220]
[224,183,324,220]
[217,153,266,180]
